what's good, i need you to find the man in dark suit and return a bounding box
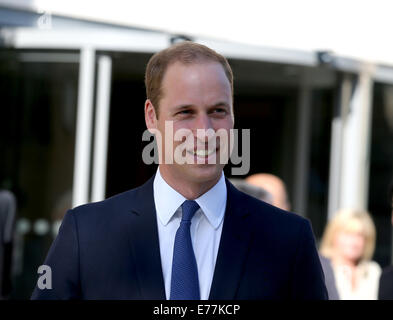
[378,180,393,300]
[32,41,327,300]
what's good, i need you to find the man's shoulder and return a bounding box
[229,183,310,234]
[69,176,154,221]
[229,186,317,263]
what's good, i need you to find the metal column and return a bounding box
[327,74,352,220]
[72,47,95,208]
[340,65,374,211]
[327,64,375,218]
[91,55,112,202]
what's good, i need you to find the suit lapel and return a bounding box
[209,179,252,300]
[126,175,252,300]
[127,175,166,299]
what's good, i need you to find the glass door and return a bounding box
[0,49,79,298]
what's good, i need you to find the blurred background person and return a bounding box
[320,209,381,300]
[233,177,339,299]
[0,190,17,299]
[246,173,290,211]
[378,180,393,300]
[229,178,273,204]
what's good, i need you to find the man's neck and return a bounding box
[158,167,222,200]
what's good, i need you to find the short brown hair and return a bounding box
[145,41,233,117]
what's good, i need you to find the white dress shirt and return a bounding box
[153,167,227,300]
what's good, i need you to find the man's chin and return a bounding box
[184,164,223,183]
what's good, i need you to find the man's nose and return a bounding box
[194,113,212,130]
[193,113,214,143]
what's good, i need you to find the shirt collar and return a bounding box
[153,167,227,229]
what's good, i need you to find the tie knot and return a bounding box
[181,200,199,221]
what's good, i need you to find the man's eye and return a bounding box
[213,108,226,114]
[178,110,192,115]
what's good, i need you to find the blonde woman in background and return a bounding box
[320,209,381,300]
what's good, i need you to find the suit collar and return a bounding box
[196,173,227,229]
[153,168,187,226]
[209,178,252,299]
[127,175,252,300]
[153,168,226,229]
[126,175,166,299]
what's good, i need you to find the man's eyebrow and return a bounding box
[210,102,230,108]
[173,102,230,110]
[173,104,194,110]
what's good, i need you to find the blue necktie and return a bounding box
[170,200,200,300]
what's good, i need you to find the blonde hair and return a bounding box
[320,208,376,262]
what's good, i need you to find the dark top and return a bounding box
[379,265,393,300]
[31,176,328,300]
[319,255,340,300]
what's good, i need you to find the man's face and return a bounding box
[146,61,234,186]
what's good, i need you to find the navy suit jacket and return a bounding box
[31,175,328,300]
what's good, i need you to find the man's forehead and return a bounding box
[163,60,227,78]
[161,61,231,95]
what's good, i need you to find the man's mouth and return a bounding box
[187,147,218,158]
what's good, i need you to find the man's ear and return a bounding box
[145,99,158,133]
